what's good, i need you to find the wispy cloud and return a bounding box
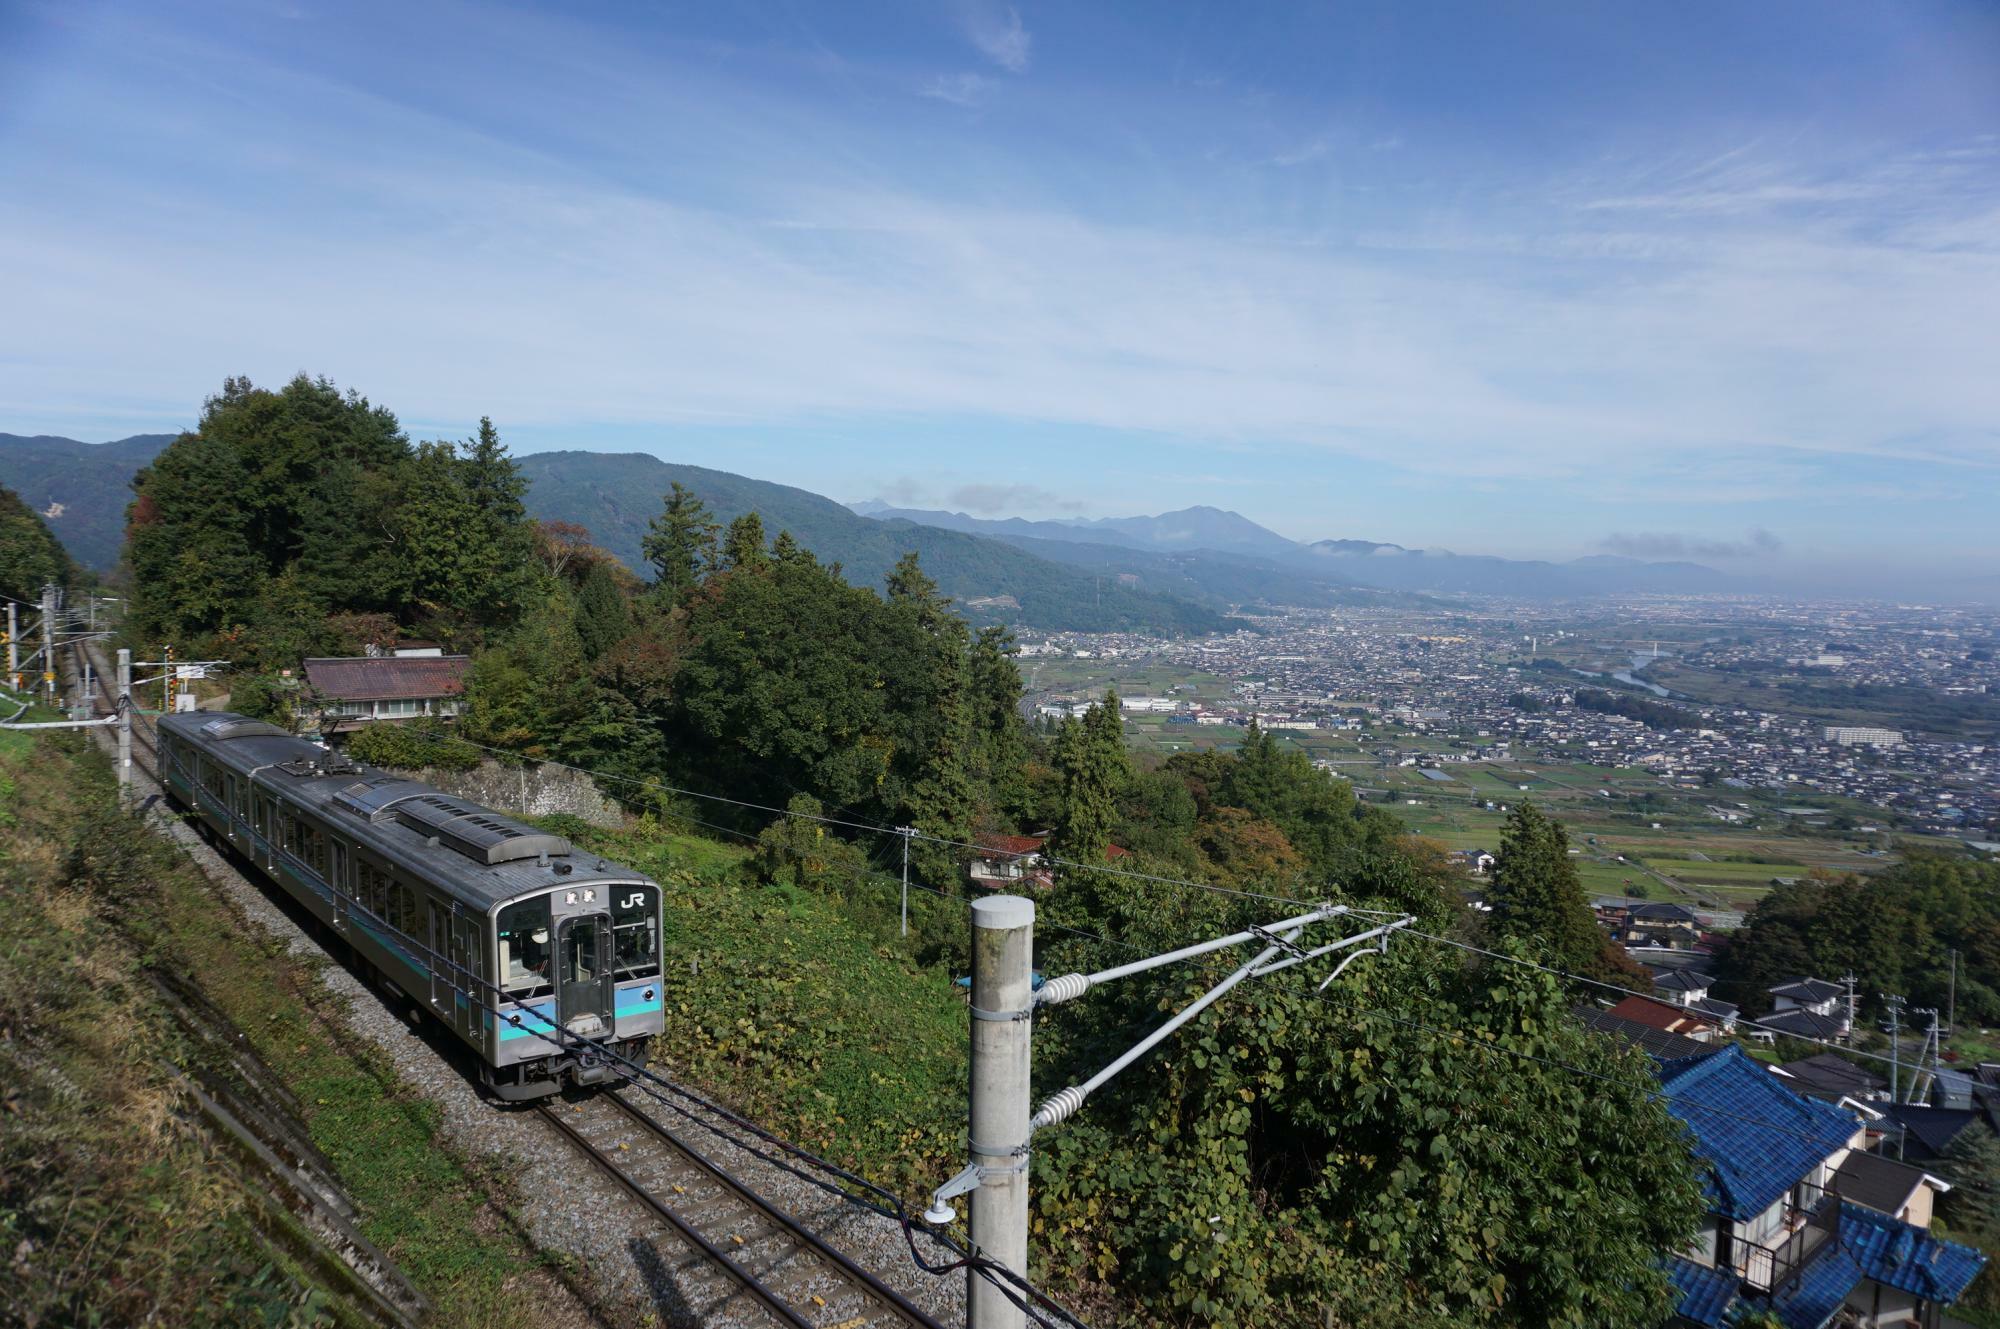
[919,71,989,107]
[949,482,1083,513]
[1599,529,1783,560]
[2,3,1996,540]
[960,2,1030,73]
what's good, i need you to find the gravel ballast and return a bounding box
[98,706,971,1328]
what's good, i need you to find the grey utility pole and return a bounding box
[116,648,132,806]
[964,895,1034,1329]
[898,826,918,937]
[1884,994,1905,1103]
[5,601,17,691]
[934,899,1412,1329]
[1949,950,1958,1041]
[40,584,58,702]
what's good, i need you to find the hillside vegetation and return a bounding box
[519,450,1229,634]
[0,478,76,602]
[118,372,1710,1327]
[0,736,575,1328]
[0,431,173,571]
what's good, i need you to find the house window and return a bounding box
[376,699,423,718]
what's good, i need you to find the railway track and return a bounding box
[538,1090,947,1329]
[65,635,956,1329]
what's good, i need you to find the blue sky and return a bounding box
[2,0,1996,594]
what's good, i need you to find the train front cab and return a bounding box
[485,878,664,1101]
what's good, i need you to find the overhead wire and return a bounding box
[144,734,1090,1329]
[419,730,1958,1162]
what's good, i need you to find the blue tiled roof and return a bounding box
[1839,1201,1987,1302]
[1767,1244,1863,1329]
[1663,1256,1738,1327]
[1656,1045,1861,1220]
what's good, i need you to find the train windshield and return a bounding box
[610,885,659,978]
[497,897,554,1000]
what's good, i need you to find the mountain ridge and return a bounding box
[857,501,1727,597]
[0,431,179,570]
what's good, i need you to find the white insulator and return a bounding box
[1035,973,1090,1007]
[1030,1085,1087,1132]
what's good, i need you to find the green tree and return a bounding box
[1223,718,1398,878]
[1031,918,1705,1326]
[969,625,1031,819]
[1046,690,1129,879]
[641,482,718,602]
[754,794,871,892]
[888,552,975,886]
[662,542,925,821]
[572,561,630,662]
[1487,802,1623,982]
[721,511,770,573]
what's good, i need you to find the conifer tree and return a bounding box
[888,550,975,884]
[969,625,1030,818]
[641,482,718,600]
[572,561,630,661]
[1048,689,1129,878]
[1488,802,1613,980]
[721,511,770,572]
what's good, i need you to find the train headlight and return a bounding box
[643,987,656,1002]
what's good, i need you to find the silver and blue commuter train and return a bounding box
[158,711,664,1100]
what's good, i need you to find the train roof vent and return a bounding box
[197,716,288,741]
[393,793,571,866]
[333,776,433,821]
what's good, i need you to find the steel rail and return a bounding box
[602,1090,947,1329]
[537,1101,822,1329]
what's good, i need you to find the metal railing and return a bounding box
[1736,1181,1842,1293]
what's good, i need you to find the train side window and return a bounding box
[497,897,553,999]
[330,841,349,896]
[357,862,386,920]
[610,885,659,977]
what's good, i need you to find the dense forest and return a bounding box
[0,479,74,604]
[121,375,1709,1326]
[1715,856,2000,1024]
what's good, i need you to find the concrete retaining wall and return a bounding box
[406,759,623,828]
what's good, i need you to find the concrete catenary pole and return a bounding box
[967,895,1034,1329]
[116,648,132,806]
[41,584,58,702]
[6,600,17,691]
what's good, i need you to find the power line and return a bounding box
[423,731,1953,1145]
[441,733,1324,910]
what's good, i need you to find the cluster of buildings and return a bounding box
[1019,599,1999,839]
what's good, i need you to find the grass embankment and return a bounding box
[0,735,576,1327]
[556,818,970,1202]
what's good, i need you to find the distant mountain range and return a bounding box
[516,452,1228,634]
[0,430,1729,626]
[0,432,177,571]
[854,502,1727,598]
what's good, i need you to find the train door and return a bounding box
[330,840,350,932]
[555,914,613,1035]
[448,911,481,1039]
[427,900,450,1012]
